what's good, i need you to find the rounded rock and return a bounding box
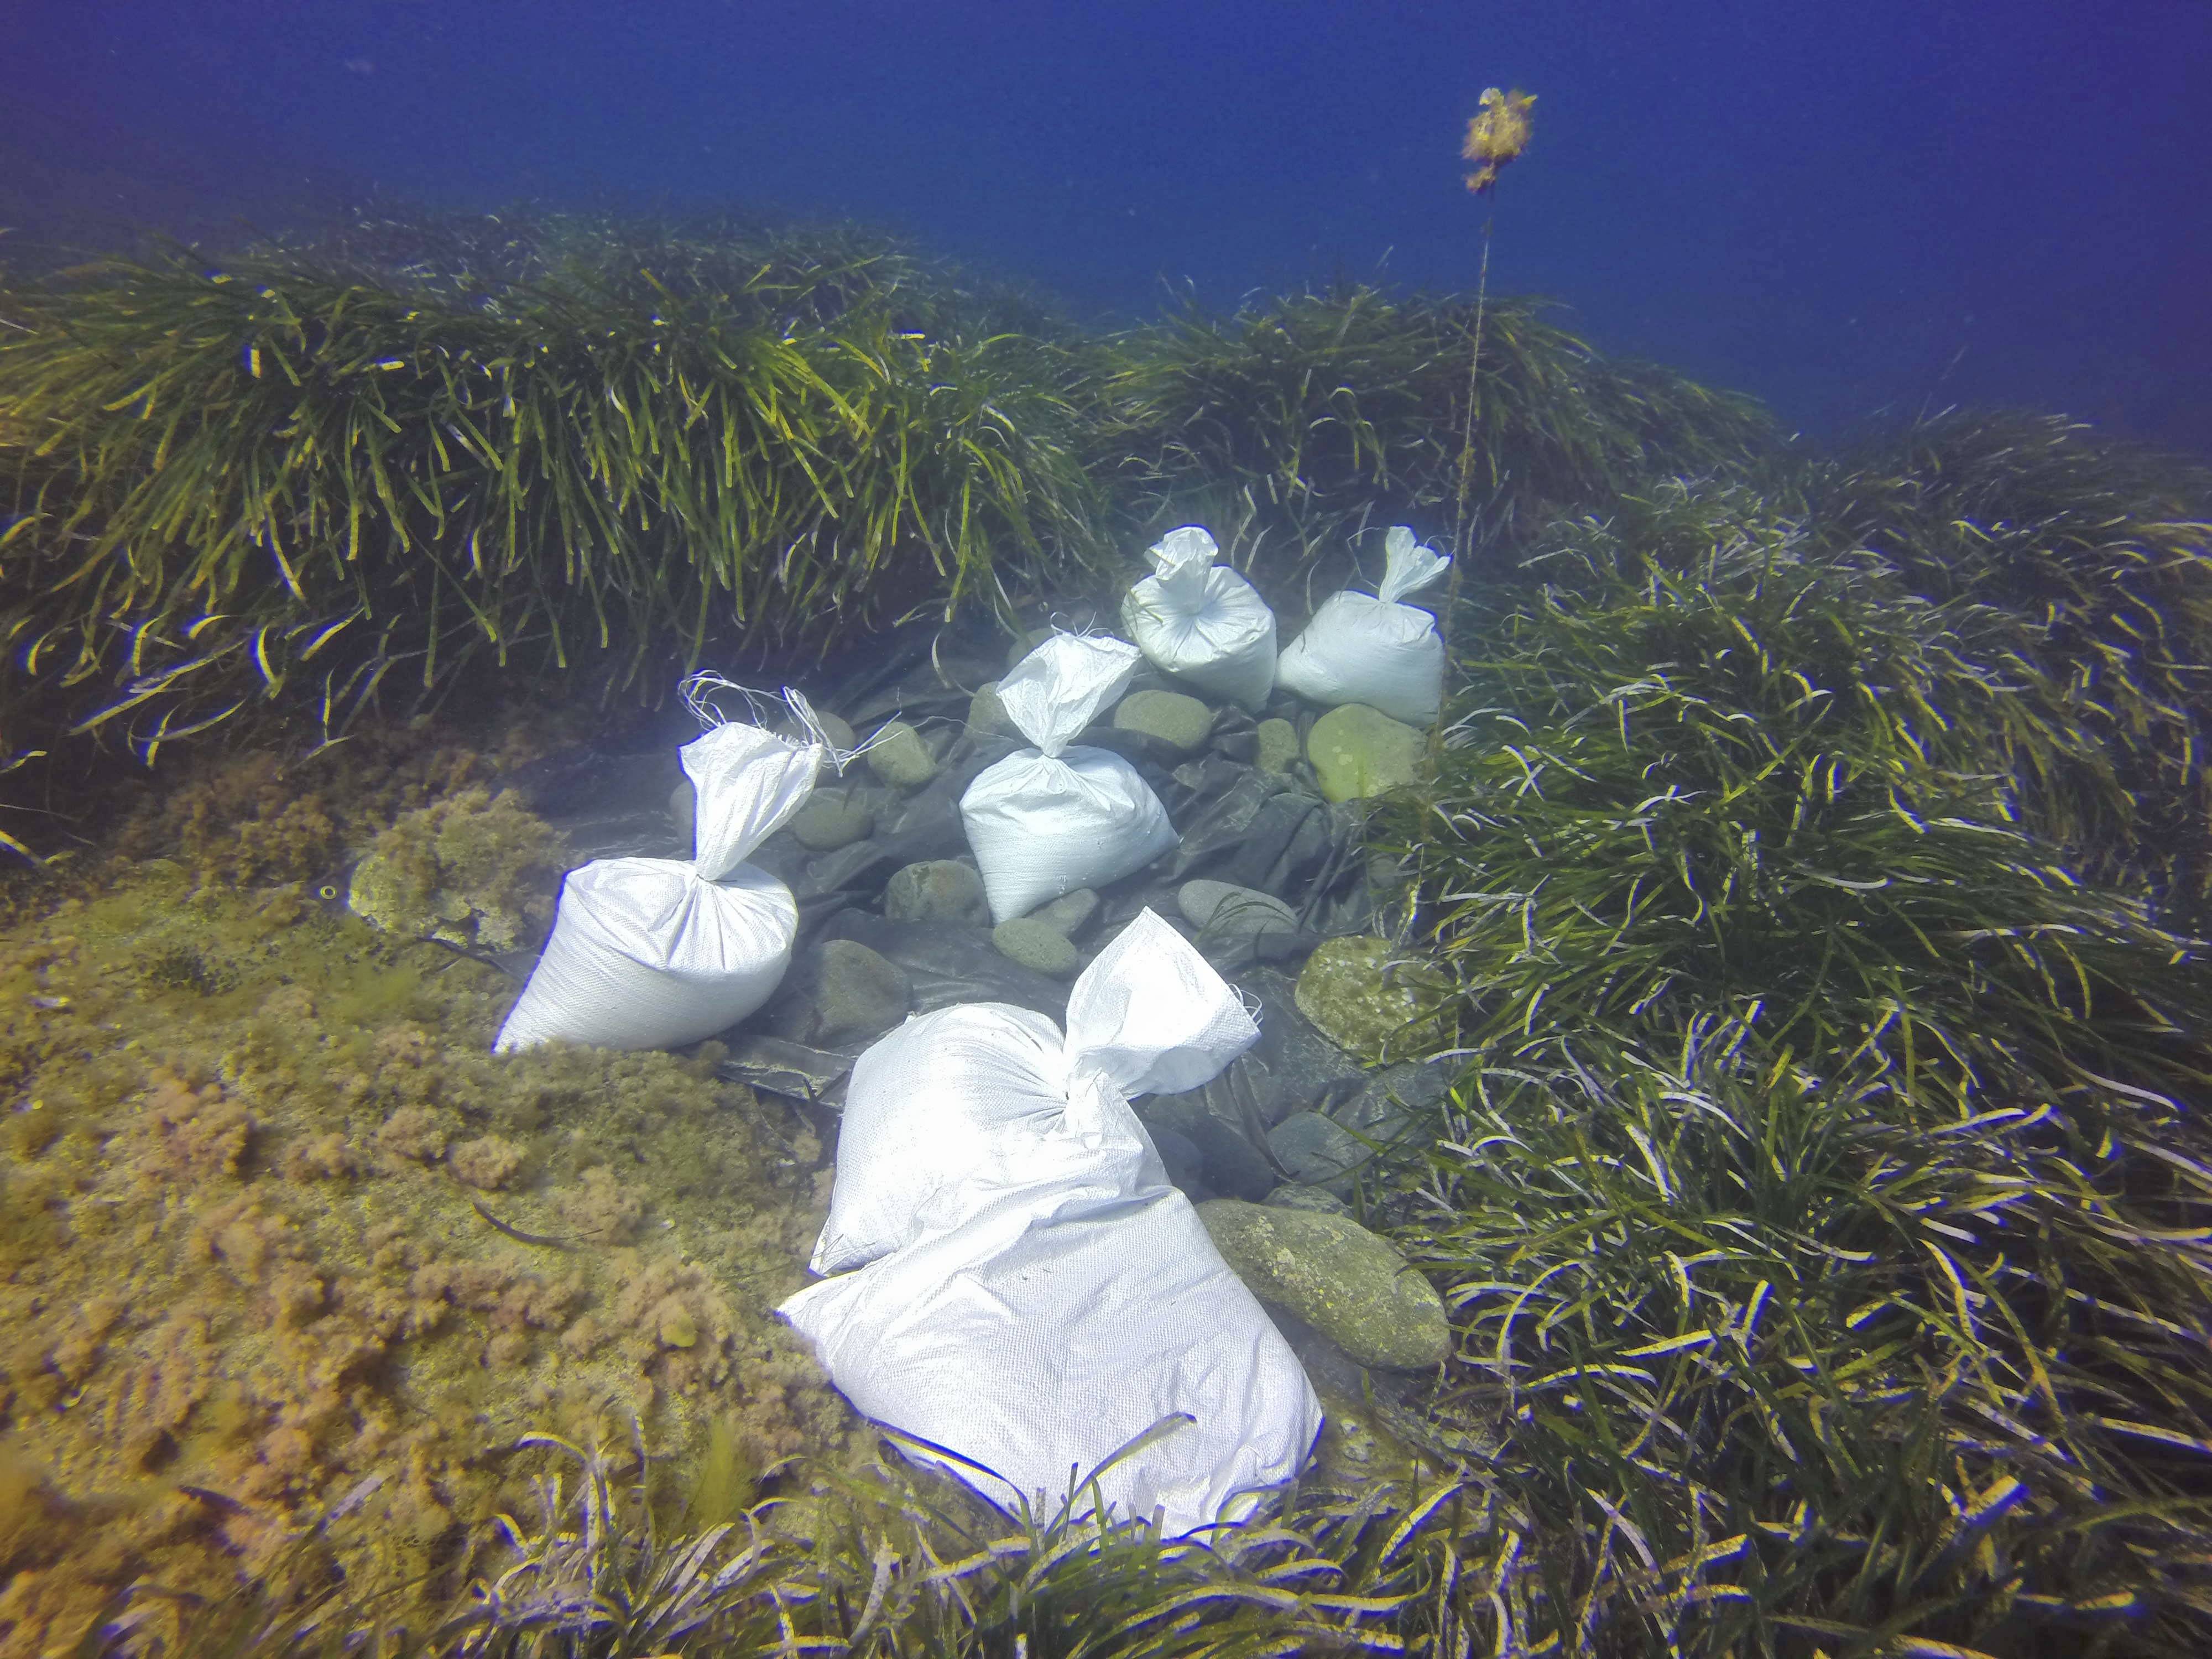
[766,940,912,1048]
[1265,1183,1353,1217]
[992,917,1080,979]
[787,790,876,852]
[1196,1199,1451,1370]
[1255,718,1302,775]
[1178,879,1298,937]
[1306,704,1426,802]
[884,859,992,927]
[1294,936,1452,1063]
[968,681,1020,739]
[864,721,940,789]
[1113,689,1216,757]
[1024,888,1099,938]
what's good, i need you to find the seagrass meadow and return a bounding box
[4,211,2212,1657]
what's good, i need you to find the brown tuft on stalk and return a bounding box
[1461,87,1536,195]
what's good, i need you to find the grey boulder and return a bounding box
[1113,689,1216,757]
[864,721,940,789]
[1023,887,1099,938]
[1255,717,1302,775]
[1265,1183,1352,1217]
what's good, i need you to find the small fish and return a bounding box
[311,854,360,914]
[177,1484,247,1514]
[468,1197,574,1253]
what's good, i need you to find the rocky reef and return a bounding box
[343,789,570,954]
[0,728,855,1655]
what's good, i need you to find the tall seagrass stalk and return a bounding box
[1441,86,1536,709]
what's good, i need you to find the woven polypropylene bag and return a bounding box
[1275,526,1452,726]
[1120,526,1277,711]
[784,1186,1320,1535]
[494,718,823,1053]
[811,909,1259,1272]
[781,911,1318,1536]
[960,633,1177,924]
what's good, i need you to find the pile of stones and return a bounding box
[495,613,1457,1378]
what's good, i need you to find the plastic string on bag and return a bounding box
[679,672,875,774]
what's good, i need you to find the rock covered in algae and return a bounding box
[761,940,912,1048]
[1196,1198,1451,1370]
[1023,886,1098,938]
[1113,689,1216,756]
[1293,935,1453,1062]
[1266,1182,1352,1217]
[345,786,568,952]
[863,721,938,789]
[1178,879,1298,939]
[883,859,990,927]
[1305,703,1426,803]
[1254,717,1302,775]
[788,789,877,852]
[0,741,862,1653]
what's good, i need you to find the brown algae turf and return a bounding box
[0,738,858,1655]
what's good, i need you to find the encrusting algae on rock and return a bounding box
[0,723,859,1656]
[344,787,571,953]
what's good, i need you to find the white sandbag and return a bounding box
[781,912,1321,1536]
[959,633,1178,925]
[785,1186,1319,1535]
[494,705,826,1053]
[1120,526,1277,711]
[812,909,1260,1273]
[1275,525,1452,726]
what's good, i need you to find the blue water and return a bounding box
[8,0,2208,455]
